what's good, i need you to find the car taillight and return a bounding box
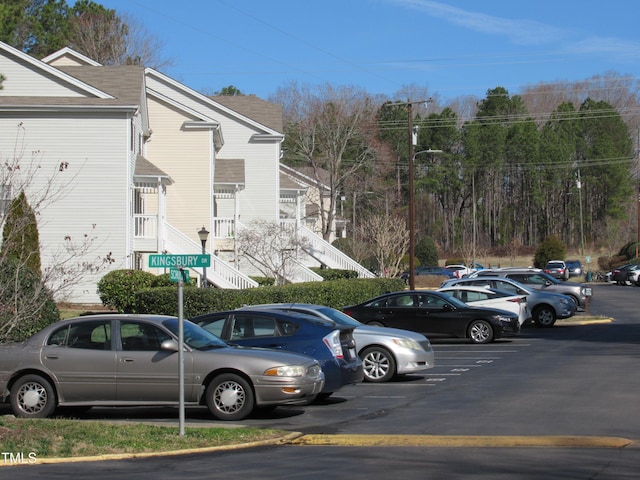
[322,330,343,359]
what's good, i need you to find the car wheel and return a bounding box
[468,320,494,344]
[361,346,396,383]
[205,373,255,421]
[366,321,385,327]
[10,374,57,418]
[533,306,556,327]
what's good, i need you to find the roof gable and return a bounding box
[145,68,283,137]
[0,41,112,98]
[42,47,102,67]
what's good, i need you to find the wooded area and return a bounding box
[278,80,639,262]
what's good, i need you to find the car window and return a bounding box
[232,314,281,338]
[120,321,171,351]
[527,274,550,285]
[48,320,112,350]
[464,291,491,302]
[417,293,448,309]
[389,294,415,307]
[493,280,519,294]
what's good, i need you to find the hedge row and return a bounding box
[132,277,405,318]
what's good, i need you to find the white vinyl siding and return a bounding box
[0,113,130,303]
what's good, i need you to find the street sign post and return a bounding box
[148,254,210,269]
[148,253,210,436]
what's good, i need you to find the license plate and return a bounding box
[349,348,356,358]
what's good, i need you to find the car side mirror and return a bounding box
[443,303,454,312]
[161,339,179,352]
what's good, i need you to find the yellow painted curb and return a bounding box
[288,434,636,449]
[0,432,304,467]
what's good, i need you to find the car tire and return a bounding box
[205,373,255,421]
[533,306,556,327]
[361,346,396,383]
[10,374,57,418]
[468,320,494,344]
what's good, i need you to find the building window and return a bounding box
[0,184,12,216]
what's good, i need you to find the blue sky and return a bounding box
[95,0,640,102]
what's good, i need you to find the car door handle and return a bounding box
[264,344,283,349]
[44,355,59,360]
[121,358,135,363]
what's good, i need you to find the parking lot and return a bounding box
[6,283,640,479]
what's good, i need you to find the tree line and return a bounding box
[276,81,638,265]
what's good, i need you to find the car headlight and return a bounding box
[493,315,515,323]
[558,297,571,305]
[392,338,422,350]
[264,365,305,377]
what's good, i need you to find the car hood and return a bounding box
[355,324,428,341]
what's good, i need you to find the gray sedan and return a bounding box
[0,314,324,421]
[239,304,435,383]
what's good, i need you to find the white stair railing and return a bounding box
[298,225,375,278]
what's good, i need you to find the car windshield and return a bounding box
[309,306,362,326]
[537,272,561,284]
[162,318,228,350]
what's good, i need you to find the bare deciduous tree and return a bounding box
[236,219,311,285]
[274,82,379,241]
[69,10,171,70]
[358,214,409,277]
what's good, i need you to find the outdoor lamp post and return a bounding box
[198,226,209,287]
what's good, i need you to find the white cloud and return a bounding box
[384,0,565,45]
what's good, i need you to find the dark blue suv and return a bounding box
[190,309,363,397]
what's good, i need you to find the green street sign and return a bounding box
[169,268,190,283]
[148,254,211,269]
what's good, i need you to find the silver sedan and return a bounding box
[0,314,324,421]
[239,304,435,383]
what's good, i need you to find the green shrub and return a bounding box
[97,270,159,312]
[533,235,566,268]
[133,278,405,318]
[310,268,358,280]
[415,236,438,266]
[0,260,59,342]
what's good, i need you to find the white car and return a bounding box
[445,264,474,278]
[437,285,531,326]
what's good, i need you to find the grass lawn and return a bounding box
[0,416,287,460]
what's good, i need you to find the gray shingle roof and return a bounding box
[214,159,245,184]
[0,65,145,108]
[210,95,283,133]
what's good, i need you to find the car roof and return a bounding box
[192,308,341,329]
